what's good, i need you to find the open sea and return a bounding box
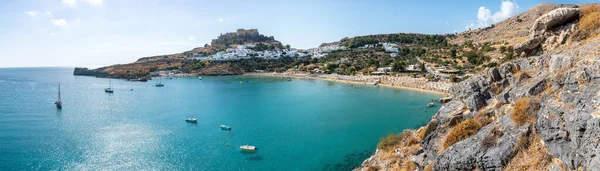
[0,67,441,171]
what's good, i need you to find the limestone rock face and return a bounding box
[359,53,600,170]
[530,8,581,38]
[515,8,581,55]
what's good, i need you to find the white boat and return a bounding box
[198,77,202,80]
[220,125,231,130]
[185,117,198,123]
[240,145,257,152]
[427,102,435,107]
[105,79,114,93]
[55,82,62,109]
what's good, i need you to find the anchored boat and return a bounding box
[240,145,257,152]
[155,77,164,87]
[185,117,198,123]
[104,79,114,93]
[55,82,62,109]
[220,125,231,130]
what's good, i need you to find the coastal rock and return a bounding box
[530,8,580,38]
[451,77,491,111]
[73,67,109,77]
[549,54,574,74]
[488,67,502,82]
[434,116,531,171]
[515,8,580,55]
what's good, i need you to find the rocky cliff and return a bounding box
[358,5,600,171]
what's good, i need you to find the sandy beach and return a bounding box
[245,72,453,96]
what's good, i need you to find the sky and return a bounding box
[0,0,596,68]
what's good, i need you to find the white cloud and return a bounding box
[62,0,77,8]
[466,0,519,30]
[52,19,68,27]
[50,33,59,36]
[218,18,224,22]
[46,12,53,16]
[62,0,103,8]
[26,11,38,17]
[188,36,196,40]
[86,0,103,6]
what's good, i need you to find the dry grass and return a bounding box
[505,133,553,170]
[378,130,421,152]
[399,160,417,171]
[367,165,381,171]
[443,119,482,149]
[575,5,600,40]
[378,131,413,151]
[424,164,433,171]
[510,97,540,126]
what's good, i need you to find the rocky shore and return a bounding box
[356,6,600,171]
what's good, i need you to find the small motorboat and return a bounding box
[427,102,435,108]
[185,117,198,123]
[220,125,232,130]
[287,78,292,81]
[240,145,257,152]
[198,77,202,80]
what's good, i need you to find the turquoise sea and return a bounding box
[0,67,441,170]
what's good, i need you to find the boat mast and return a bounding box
[58,82,61,102]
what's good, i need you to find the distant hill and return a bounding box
[74,29,284,79]
[210,29,283,48]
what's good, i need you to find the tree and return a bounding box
[449,48,457,58]
[420,62,426,73]
[285,44,291,49]
[392,61,406,72]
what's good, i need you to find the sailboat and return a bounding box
[55,82,62,109]
[104,79,114,93]
[155,77,164,87]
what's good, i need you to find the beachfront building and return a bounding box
[405,63,422,72]
[372,66,392,75]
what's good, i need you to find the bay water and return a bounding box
[0,68,441,170]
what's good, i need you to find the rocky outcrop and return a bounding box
[515,8,581,55]
[73,67,109,77]
[357,5,600,171]
[359,51,600,170]
[530,8,581,38]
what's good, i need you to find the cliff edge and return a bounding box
[358,4,600,171]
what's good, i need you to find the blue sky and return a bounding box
[0,0,595,67]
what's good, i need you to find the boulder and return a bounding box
[488,67,502,82]
[530,8,581,38]
[515,36,544,54]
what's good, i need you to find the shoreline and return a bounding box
[244,72,452,96]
